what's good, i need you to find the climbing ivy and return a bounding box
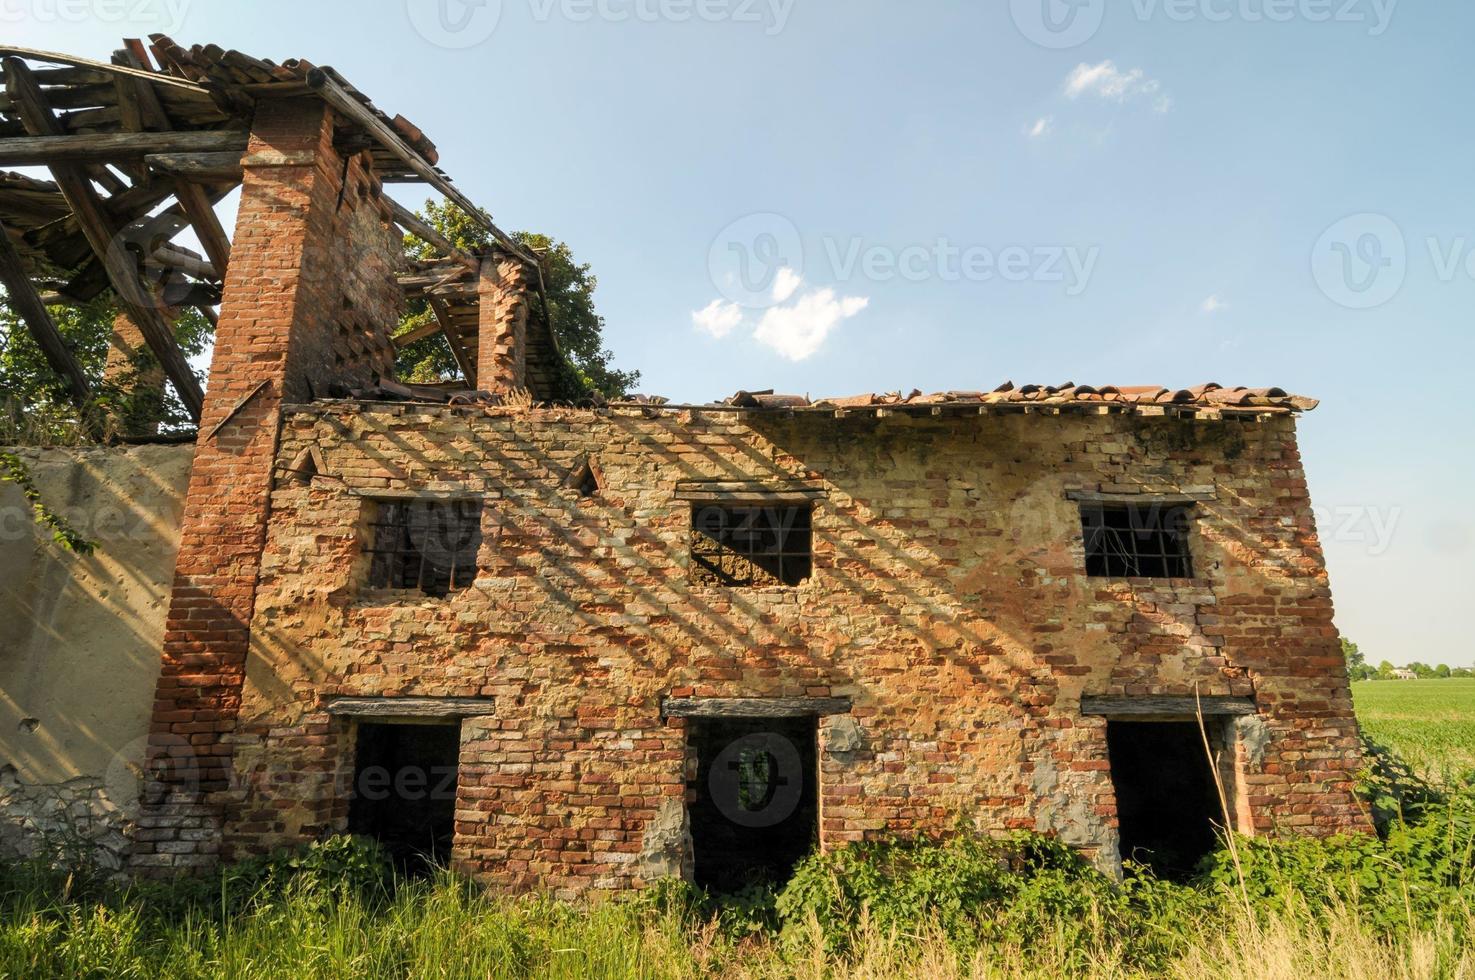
[0,451,95,554]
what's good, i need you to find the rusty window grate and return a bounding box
[365,499,483,597]
[691,503,812,587]
[1080,503,1194,579]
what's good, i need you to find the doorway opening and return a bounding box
[689,715,818,892]
[348,721,460,875]
[1106,720,1226,880]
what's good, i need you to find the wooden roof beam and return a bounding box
[4,56,202,421]
[429,294,476,387]
[113,45,232,280]
[386,196,477,274]
[0,130,249,167]
[0,218,90,406]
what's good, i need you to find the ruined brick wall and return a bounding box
[130,98,404,875]
[476,254,533,393]
[222,403,1369,893]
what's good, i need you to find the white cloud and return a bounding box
[691,299,744,338]
[1200,294,1230,315]
[754,288,869,361]
[771,266,803,303]
[1029,116,1054,139]
[1063,60,1170,112]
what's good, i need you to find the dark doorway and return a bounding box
[689,715,818,892]
[348,722,460,875]
[1106,721,1225,880]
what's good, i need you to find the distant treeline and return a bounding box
[1343,638,1474,681]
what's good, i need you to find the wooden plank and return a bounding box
[0,218,89,405]
[171,177,230,277]
[324,697,494,720]
[1064,491,1213,505]
[428,294,475,386]
[0,45,208,93]
[392,318,444,348]
[661,697,852,719]
[0,130,248,166]
[4,56,203,421]
[143,150,244,181]
[1078,696,1257,718]
[386,196,477,273]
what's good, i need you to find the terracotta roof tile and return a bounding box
[710,384,1316,415]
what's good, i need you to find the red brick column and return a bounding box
[131,99,358,874]
[477,253,534,393]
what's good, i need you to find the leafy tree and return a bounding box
[1434,664,1451,679]
[1453,667,1473,678]
[0,292,209,443]
[1376,660,1396,681]
[1341,638,1375,682]
[393,200,638,400]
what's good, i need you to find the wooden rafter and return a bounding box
[0,218,90,406]
[386,196,477,273]
[0,130,247,167]
[3,56,203,420]
[113,47,232,280]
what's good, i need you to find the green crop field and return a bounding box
[1353,677,1475,777]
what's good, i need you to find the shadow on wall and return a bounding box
[0,444,193,865]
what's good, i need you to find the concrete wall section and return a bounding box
[0,444,192,867]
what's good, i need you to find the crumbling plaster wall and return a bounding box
[218,404,1367,895]
[0,445,192,867]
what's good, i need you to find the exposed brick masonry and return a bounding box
[221,404,1370,894]
[130,98,405,873]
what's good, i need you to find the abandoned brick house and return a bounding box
[0,37,1372,894]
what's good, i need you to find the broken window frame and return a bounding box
[362,496,483,598]
[689,502,814,588]
[1079,501,1195,580]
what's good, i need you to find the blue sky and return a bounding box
[10,0,1472,665]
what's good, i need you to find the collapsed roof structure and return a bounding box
[0,34,565,421]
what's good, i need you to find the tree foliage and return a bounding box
[393,200,638,400]
[0,293,210,444]
[3,199,636,446]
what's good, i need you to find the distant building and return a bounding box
[1392,669,1418,681]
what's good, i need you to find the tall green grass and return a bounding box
[1,734,1471,979]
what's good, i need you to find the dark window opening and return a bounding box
[691,504,812,587]
[1081,503,1194,579]
[365,498,482,597]
[689,716,818,892]
[348,722,460,876]
[1106,720,1225,881]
